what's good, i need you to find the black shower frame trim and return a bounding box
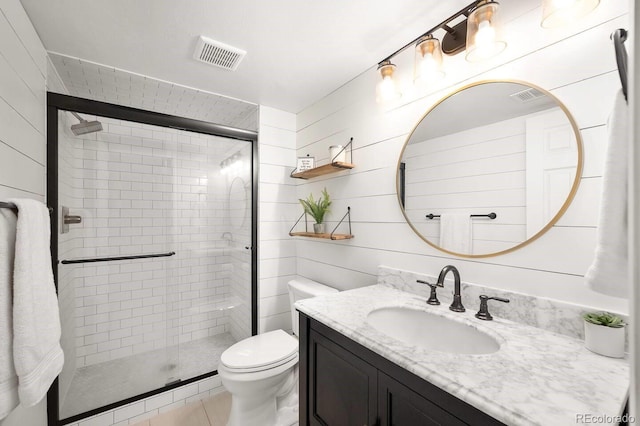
[46,92,259,426]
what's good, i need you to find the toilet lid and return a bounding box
[221,329,298,370]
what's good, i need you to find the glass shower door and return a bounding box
[56,110,177,419]
[55,108,254,422]
[169,132,253,382]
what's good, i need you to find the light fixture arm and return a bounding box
[378,0,482,66]
[441,24,457,35]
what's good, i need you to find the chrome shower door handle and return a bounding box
[61,206,82,234]
[64,215,82,224]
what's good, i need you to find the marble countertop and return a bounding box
[296,284,629,426]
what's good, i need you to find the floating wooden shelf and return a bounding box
[289,207,353,240]
[291,162,355,179]
[289,232,354,240]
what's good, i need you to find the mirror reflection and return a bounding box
[229,176,249,230]
[398,81,582,257]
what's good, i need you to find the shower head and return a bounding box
[70,112,103,135]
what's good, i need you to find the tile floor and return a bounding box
[131,391,231,426]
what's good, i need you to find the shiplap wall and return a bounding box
[0,0,48,425]
[294,0,628,314]
[403,113,534,253]
[257,106,298,333]
[0,0,46,201]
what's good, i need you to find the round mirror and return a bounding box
[229,177,248,230]
[397,80,582,258]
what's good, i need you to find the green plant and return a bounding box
[299,188,331,224]
[583,312,625,328]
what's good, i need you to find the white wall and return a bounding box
[0,0,48,424]
[0,0,46,201]
[403,113,531,253]
[257,106,298,333]
[294,1,629,314]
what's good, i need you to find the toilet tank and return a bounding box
[288,278,338,336]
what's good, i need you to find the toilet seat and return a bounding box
[221,330,298,373]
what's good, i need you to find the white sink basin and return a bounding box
[366,307,500,355]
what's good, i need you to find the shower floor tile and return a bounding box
[61,333,237,419]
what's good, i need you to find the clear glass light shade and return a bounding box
[376,62,401,103]
[465,1,507,62]
[414,36,444,85]
[541,0,600,28]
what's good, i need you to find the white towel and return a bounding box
[439,213,471,254]
[584,90,628,298]
[8,199,64,407]
[0,209,19,420]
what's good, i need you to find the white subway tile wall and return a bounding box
[57,114,253,391]
[48,53,259,132]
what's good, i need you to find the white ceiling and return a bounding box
[20,0,473,113]
[411,82,558,141]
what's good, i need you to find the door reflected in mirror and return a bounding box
[397,80,582,257]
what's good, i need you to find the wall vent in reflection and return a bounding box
[509,87,545,103]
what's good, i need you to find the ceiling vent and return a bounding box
[509,87,546,103]
[193,36,246,71]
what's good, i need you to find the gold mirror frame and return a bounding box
[396,79,583,258]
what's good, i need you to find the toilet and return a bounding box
[218,278,339,426]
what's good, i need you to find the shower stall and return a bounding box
[46,93,257,424]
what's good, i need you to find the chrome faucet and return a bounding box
[437,265,465,312]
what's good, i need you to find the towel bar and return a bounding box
[426,213,497,220]
[611,28,628,102]
[0,201,53,214]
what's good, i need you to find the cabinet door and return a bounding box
[309,328,378,426]
[379,372,466,426]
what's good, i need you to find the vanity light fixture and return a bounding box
[414,35,445,85]
[375,0,506,102]
[541,0,600,28]
[465,1,507,62]
[220,152,242,175]
[376,60,401,103]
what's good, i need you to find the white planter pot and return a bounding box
[584,321,625,358]
[313,223,325,234]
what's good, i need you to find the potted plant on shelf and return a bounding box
[299,188,331,234]
[583,311,626,358]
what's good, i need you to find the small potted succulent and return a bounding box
[582,311,626,358]
[299,188,331,234]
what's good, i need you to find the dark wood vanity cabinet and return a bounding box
[306,326,377,425]
[299,313,505,426]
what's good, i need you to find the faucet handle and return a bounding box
[475,295,510,321]
[416,279,443,305]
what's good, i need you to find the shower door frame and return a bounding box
[46,92,259,426]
